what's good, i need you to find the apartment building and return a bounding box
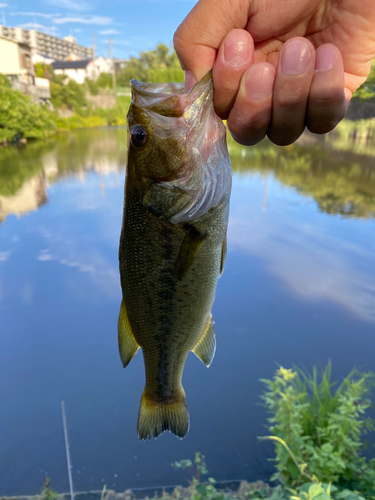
[0,25,93,60]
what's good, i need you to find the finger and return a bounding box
[306,44,347,134]
[212,29,254,119]
[173,0,249,82]
[227,63,276,145]
[267,37,315,146]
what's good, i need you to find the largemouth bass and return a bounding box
[118,73,232,440]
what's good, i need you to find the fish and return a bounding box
[118,72,232,440]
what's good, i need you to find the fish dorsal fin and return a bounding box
[220,234,227,276]
[118,300,140,368]
[192,315,216,367]
[175,225,206,280]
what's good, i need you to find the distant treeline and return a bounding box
[0,43,374,144]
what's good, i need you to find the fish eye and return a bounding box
[131,125,148,147]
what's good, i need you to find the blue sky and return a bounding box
[0,0,197,59]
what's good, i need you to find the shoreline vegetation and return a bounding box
[2,365,375,500]
[0,46,374,145]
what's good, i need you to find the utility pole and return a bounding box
[109,38,116,95]
[92,33,96,59]
[61,401,75,500]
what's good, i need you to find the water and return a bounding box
[1,127,375,495]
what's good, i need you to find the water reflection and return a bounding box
[2,129,375,222]
[0,128,127,223]
[228,134,375,218]
[1,127,375,496]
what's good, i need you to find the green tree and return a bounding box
[0,74,11,88]
[353,60,375,100]
[117,43,184,86]
[50,75,87,111]
[0,84,57,143]
[35,63,53,80]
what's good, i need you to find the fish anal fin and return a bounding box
[192,314,216,367]
[220,234,227,276]
[175,225,206,280]
[118,300,140,368]
[137,388,189,440]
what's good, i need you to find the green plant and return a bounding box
[50,75,87,112]
[40,477,57,500]
[0,83,57,143]
[353,60,375,100]
[117,43,184,86]
[260,365,375,497]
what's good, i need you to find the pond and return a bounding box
[1,127,375,496]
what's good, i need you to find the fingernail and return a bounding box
[315,45,337,71]
[245,64,275,100]
[224,30,250,68]
[184,71,197,92]
[281,40,310,75]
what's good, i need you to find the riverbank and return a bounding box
[0,480,271,500]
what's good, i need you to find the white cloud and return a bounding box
[11,11,61,18]
[18,22,59,34]
[44,0,91,12]
[0,251,11,262]
[54,15,112,25]
[0,3,8,7]
[228,200,375,324]
[100,29,120,35]
[73,28,82,32]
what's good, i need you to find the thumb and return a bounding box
[173,0,251,85]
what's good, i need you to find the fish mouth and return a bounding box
[130,72,212,118]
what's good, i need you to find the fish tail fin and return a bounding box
[137,388,190,440]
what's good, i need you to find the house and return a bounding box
[0,35,51,102]
[52,58,92,84]
[52,57,113,84]
[87,57,113,80]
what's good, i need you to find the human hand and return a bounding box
[173,0,375,146]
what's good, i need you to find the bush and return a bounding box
[260,365,375,497]
[0,85,57,143]
[50,75,87,112]
[40,477,57,500]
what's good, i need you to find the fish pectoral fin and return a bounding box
[192,314,216,367]
[118,300,140,368]
[175,225,207,280]
[142,183,193,221]
[220,234,227,276]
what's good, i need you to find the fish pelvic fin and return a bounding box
[192,314,216,367]
[118,300,140,368]
[137,388,190,440]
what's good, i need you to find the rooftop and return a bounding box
[51,59,92,70]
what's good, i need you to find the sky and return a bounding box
[0,0,198,59]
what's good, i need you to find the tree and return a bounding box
[35,63,53,80]
[50,75,87,111]
[117,43,184,86]
[0,82,57,143]
[354,59,375,100]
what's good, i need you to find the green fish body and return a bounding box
[118,74,232,440]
